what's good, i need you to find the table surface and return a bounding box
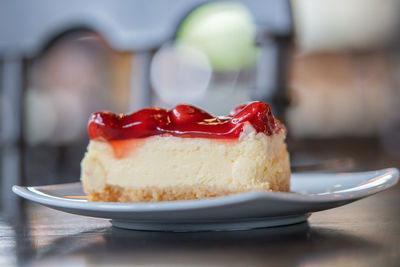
[1,138,400,267]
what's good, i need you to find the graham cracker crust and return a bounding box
[84,181,289,202]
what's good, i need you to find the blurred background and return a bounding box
[1,0,400,209]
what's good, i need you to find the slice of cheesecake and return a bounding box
[81,102,290,202]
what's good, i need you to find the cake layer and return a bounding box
[81,126,290,202]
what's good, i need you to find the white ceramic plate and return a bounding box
[13,168,399,231]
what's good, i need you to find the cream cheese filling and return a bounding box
[81,125,290,193]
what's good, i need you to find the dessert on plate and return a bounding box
[80,101,290,202]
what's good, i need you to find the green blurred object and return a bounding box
[176,2,258,72]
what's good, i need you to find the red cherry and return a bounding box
[88,112,122,140]
[231,102,275,134]
[121,108,169,138]
[169,104,213,125]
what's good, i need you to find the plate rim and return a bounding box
[12,168,399,212]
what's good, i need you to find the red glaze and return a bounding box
[88,102,283,141]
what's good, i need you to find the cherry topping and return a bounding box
[88,112,121,141]
[88,102,282,141]
[169,104,213,125]
[231,102,276,135]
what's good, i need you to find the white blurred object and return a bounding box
[49,89,87,144]
[151,43,212,105]
[292,0,400,51]
[24,89,56,145]
[24,89,86,145]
